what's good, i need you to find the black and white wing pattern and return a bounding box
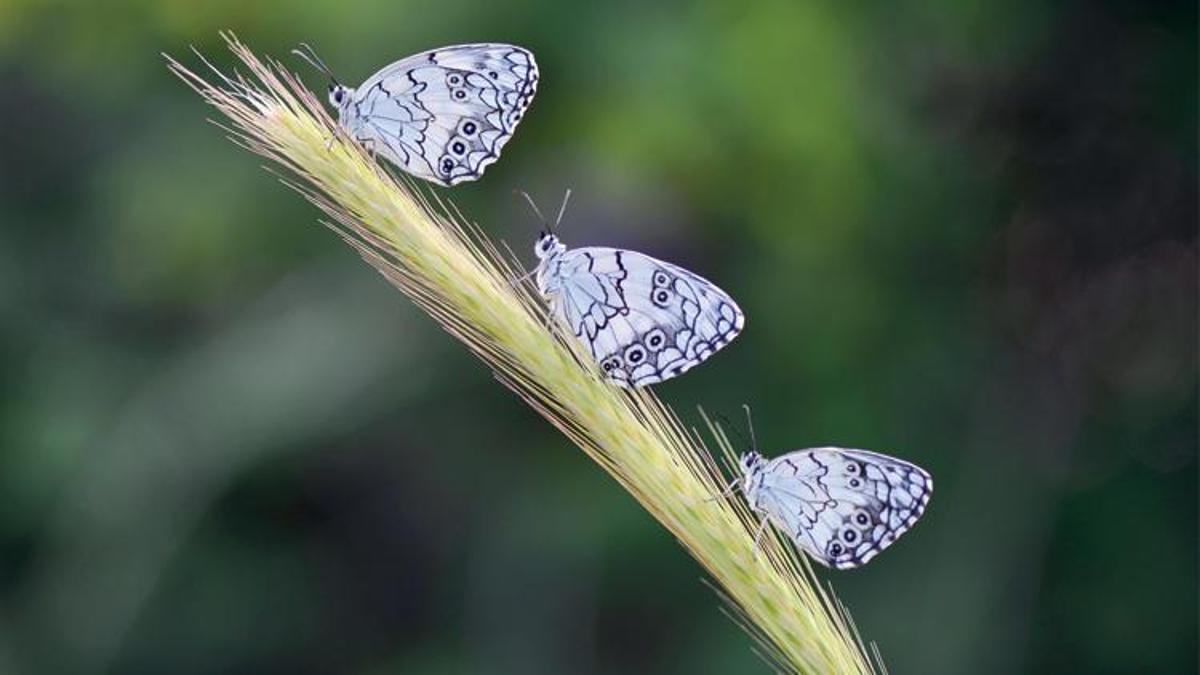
[545,246,744,387]
[339,44,537,185]
[746,448,931,569]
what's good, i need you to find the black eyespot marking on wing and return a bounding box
[601,355,624,373]
[652,288,672,308]
[624,344,646,365]
[644,328,667,352]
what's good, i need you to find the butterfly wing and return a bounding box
[547,247,743,387]
[754,448,931,569]
[343,44,538,185]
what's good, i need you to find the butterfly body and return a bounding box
[327,44,537,185]
[533,233,743,387]
[739,448,931,569]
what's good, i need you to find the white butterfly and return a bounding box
[533,224,744,388]
[739,447,932,569]
[299,43,538,186]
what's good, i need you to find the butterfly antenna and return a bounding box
[743,404,758,452]
[552,188,572,233]
[514,189,548,227]
[715,410,752,455]
[291,43,337,84]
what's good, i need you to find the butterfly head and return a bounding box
[738,451,765,477]
[328,83,352,109]
[534,232,565,260]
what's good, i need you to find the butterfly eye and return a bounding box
[652,270,670,287]
[447,73,462,86]
[453,89,467,100]
[849,478,861,488]
[855,512,870,526]
[829,543,844,556]
[842,529,858,543]
[652,289,671,307]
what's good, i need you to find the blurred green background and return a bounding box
[1,0,1195,673]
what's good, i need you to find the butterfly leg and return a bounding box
[702,476,741,503]
[751,516,770,560]
[339,131,376,160]
[508,266,538,288]
[541,295,563,333]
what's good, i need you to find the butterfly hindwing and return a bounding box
[546,246,743,387]
[753,448,931,569]
[341,44,537,185]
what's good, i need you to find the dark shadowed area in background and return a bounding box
[0,1,1195,673]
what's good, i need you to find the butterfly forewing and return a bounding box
[341,44,537,185]
[544,246,743,387]
[751,448,931,569]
